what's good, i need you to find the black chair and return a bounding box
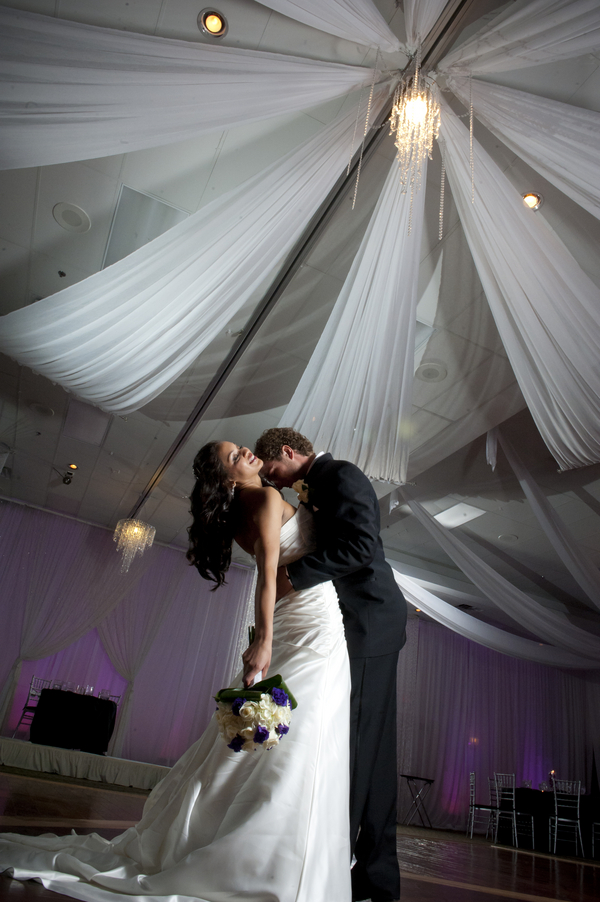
[466,772,498,839]
[494,773,535,849]
[549,779,583,856]
[12,675,52,737]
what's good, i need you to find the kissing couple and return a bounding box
[0,428,408,902]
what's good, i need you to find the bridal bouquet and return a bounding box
[214,674,297,753]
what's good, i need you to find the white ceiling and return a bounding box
[0,0,599,636]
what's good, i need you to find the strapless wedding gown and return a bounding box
[0,505,351,902]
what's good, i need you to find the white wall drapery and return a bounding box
[0,6,380,170]
[439,97,600,471]
[494,430,600,609]
[404,0,449,50]
[390,565,598,669]
[401,494,600,661]
[0,86,390,415]
[0,502,149,729]
[398,620,594,831]
[97,548,187,757]
[283,156,426,483]
[255,0,401,51]
[0,500,255,765]
[447,76,600,221]
[438,0,600,76]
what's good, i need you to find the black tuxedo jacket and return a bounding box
[287,454,407,658]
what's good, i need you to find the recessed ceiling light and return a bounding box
[198,8,228,37]
[68,463,78,470]
[522,192,543,211]
[415,360,447,383]
[434,502,486,528]
[498,533,519,544]
[52,202,92,233]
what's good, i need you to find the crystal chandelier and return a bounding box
[390,65,440,233]
[113,518,156,572]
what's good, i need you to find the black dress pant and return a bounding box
[350,651,400,902]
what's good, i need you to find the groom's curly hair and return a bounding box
[254,428,313,461]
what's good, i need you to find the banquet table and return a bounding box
[493,787,599,855]
[30,689,117,755]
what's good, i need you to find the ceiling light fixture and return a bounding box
[52,202,92,233]
[390,51,440,234]
[198,8,228,37]
[113,519,156,572]
[68,463,78,470]
[522,192,543,211]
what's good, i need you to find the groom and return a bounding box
[255,428,407,902]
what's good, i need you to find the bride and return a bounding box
[0,441,352,902]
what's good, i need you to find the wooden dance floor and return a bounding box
[0,769,598,901]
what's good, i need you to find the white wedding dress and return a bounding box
[0,505,352,902]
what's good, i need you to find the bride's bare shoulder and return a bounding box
[237,485,283,516]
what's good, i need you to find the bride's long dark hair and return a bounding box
[187,442,237,589]
[187,441,276,590]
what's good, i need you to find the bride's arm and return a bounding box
[241,487,283,687]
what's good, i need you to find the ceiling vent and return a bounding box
[415,360,447,382]
[434,502,486,528]
[63,399,111,446]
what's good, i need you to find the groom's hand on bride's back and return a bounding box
[276,565,293,600]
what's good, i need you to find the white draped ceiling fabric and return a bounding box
[0,88,390,414]
[282,156,426,484]
[494,430,600,610]
[0,6,380,170]
[447,76,600,221]
[439,97,600,471]
[255,0,401,51]
[390,567,597,670]
[404,0,449,50]
[401,493,600,663]
[438,0,600,76]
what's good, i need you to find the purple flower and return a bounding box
[276,723,289,736]
[227,734,245,753]
[254,725,269,744]
[231,697,246,717]
[271,688,289,707]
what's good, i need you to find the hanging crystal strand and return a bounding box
[351,50,378,210]
[438,149,445,241]
[469,73,474,204]
[347,80,367,176]
[406,46,421,236]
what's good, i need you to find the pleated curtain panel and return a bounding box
[390,568,597,670]
[0,6,381,170]
[399,492,600,665]
[283,155,427,484]
[0,85,391,414]
[0,504,154,728]
[492,429,600,609]
[438,97,600,471]
[254,0,401,51]
[438,0,600,75]
[447,77,600,220]
[403,0,450,50]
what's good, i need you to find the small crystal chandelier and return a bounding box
[113,519,156,572]
[390,60,440,233]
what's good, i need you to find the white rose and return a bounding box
[239,702,258,721]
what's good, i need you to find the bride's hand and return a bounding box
[242,638,272,687]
